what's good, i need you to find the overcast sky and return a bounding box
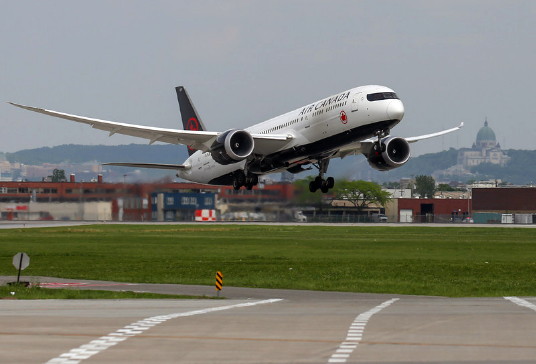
[1,1,534,157]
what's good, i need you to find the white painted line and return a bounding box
[327,298,399,364]
[46,299,282,364]
[504,296,536,312]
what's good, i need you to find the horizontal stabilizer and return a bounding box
[103,162,190,170]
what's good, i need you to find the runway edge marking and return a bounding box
[504,296,536,312]
[45,298,282,364]
[327,298,399,364]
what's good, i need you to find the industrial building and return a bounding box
[392,198,471,223]
[0,176,296,222]
[2,177,536,224]
[472,187,536,224]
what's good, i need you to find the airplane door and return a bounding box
[351,92,364,112]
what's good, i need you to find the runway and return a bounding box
[1,277,536,363]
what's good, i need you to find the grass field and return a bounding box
[1,224,535,297]
[0,284,217,300]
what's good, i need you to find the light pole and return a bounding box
[467,189,471,216]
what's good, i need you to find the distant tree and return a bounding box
[333,179,391,210]
[437,183,456,192]
[293,176,323,205]
[51,169,67,182]
[414,175,436,198]
[382,181,401,189]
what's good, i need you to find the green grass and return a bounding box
[0,284,216,300]
[1,224,535,297]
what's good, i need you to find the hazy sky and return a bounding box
[2,1,534,157]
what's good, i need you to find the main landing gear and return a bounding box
[309,159,335,193]
[232,170,259,190]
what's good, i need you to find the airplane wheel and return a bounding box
[245,174,259,187]
[326,177,335,189]
[245,183,254,190]
[320,180,330,193]
[251,174,259,185]
[233,178,242,190]
[309,180,318,193]
[232,171,246,190]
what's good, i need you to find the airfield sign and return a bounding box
[13,252,30,284]
[13,252,30,271]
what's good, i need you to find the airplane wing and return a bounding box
[103,162,190,170]
[335,122,464,159]
[9,102,292,154]
[404,122,464,143]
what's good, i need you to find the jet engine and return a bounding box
[366,136,411,171]
[210,129,255,165]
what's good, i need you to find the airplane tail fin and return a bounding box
[176,86,207,156]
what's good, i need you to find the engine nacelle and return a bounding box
[367,136,411,171]
[210,129,255,165]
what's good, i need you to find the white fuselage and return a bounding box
[178,85,404,184]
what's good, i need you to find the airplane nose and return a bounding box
[387,100,405,120]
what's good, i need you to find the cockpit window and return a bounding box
[366,92,399,101]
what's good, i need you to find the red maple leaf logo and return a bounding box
[186,118,200,131]
[340,111,348,124]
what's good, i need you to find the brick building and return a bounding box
[472,187,536,224]
[394,198,471,223]
[0,178,295,221]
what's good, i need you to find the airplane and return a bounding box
[9,85,462,193]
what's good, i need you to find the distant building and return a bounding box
[469,180,501,188]
[0,178,296,222]
[437,118,510,181]
[384,188,413,198]
[152,191,216,221]
[457,119,510,168]
[472,187,536,224]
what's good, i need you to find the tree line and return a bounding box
[293,175,445,211]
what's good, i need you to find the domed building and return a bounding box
[475,120,497,149]
[457,119,510,168]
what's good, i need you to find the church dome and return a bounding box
[476,120,496,142]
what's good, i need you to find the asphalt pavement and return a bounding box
[1,276,536,363]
